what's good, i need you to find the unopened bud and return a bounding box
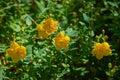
[108,63,112,69]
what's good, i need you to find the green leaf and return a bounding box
[113,11,119,16]
[101,8,108,12]
[26,45,33,55]
[107,1,118,8]
[58,68,70,77]
[0,68,3,80]
[35,0,44,12]
[10,23,21,32]
[26,17,32,26]
[66,28,78,37]
[106,71,111,76]
[79,21,85,26]
[0,66,8,80]
[89,31,95,37]
[61,63,69,68]
[83,13,90,23]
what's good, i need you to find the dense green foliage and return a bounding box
[0,0,120,80]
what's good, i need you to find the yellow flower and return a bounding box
[36,24,44,32]
[6,41,26,62]
[43,18,58,34]
[53,32,70,50]
[17,46,26,59]
[38,31,49,39]
[91,42,112,60]
[36,18,58,39]
[6,41,19,58]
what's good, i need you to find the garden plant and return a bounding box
[0,0,120,80]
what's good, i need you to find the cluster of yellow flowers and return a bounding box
[53,32,70,50]
[6,41,26,62]
[37,18,58,39]
[91,42,112,60]
[5,17,113,63]
[37,18,70,50]
[5,17,70,63]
